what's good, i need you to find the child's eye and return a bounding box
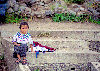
[22,28,24,29]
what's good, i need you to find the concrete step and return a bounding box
[26,50,100,65]
[1,35,100,71]
[1,31,100,41]
[2,37,89,49]
[91,62,100,71]
[0,22,100,32]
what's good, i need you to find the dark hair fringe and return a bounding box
[19,21,29,29]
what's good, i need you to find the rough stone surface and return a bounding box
[19,6,26,13]
[6,0,96,20]
[13,4,19,11]
[25,7,32,15]
[41,0,52,4]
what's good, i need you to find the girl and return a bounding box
[12,22,33,65]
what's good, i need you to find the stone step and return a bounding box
[2,37,89,49]
[91,62,100,71]
[1,31,100,41]
[1,35,100,71]
[26,49,100,65]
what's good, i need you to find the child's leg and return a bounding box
[16,54,21,64]
[23,57,26,60]
[17,54,21,60]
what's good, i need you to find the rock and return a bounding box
[41,0,52,4]
[68,9,76,15]
[31,5,38,11]
[25,7,32,15]
[77,11,85,16]
[45,10,52,16]
[41,13,46,18]
[72,4,80,8]
[96,8,100,12]
[31,11,35,16]
[17,11,21,14]
[19,3,27,7]
[60,0,66,6]
[37,5,44,11]
[11,0,16,4]
[94,0,100,2]
[7,8,14,13]
[35,0,40,2]
[39,2,45,6]
[26,14,31,17]
[24,0,31,3]
[17,0,25,3]
[19,6,26,13]
[73,5,79,8]
[13,4,19,11]
[15,12,20,15]
[34,11,42,18]
[62,9,66,13]
[44,4,48,7]
[57,7,63,10]
[8,0,16,7]
[74,8,79,12]
[37,14,42,18]
[80,7,85,11]
[31,0,36,3]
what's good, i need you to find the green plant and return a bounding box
[52,13,66,22]
[0,54,4,60]
[52,13,100,24]
[79,14,88,22]
[50,5,56,11]
[88,15,100,24]
[34,69,40,71]
[63,0,73,4]
[5,12,23,24]
[5,11,29,24]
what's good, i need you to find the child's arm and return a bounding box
[13,42,20,46]
[12,33,20,46]
[30,44,33,52]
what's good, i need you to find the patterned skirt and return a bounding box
[14,43,28,57]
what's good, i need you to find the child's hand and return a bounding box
[31,49,33,52]
[34,51,36,53]
[17,44,20,46]
[13,42,20,46]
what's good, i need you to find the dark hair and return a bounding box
[19,22,29,29]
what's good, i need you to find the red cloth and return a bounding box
[33,41,56,51]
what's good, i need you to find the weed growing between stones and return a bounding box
[34,69,40,71]
[5,11,28,24]
[0,54,4,60]
[52,13,100,24]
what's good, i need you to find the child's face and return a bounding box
[20,25,28,34]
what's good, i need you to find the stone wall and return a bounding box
[1,38,19,71]
[6,0,94,19]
